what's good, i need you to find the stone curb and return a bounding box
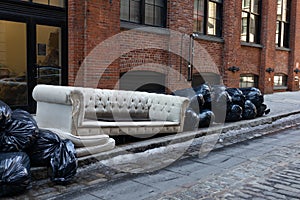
[31,109,300,180]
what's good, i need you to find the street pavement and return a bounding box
[3,90,300,200]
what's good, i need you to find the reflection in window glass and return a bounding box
[241,0,261,43]
[0,20,28,106]
[274,74,287,87]
[276,0,290,47]
[239,74,258,88]
[120,0,165,27]
[32,0,64,8]
[36,25,62,85]
[193,0,222,37]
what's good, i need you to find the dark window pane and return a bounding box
[145,4,154,25]
[130,0,141,23]
[120,0,130,21]
[155,7,163,26]
[155,0,164,7]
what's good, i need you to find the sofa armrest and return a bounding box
[32,85,85,135]
[149,94,189,132]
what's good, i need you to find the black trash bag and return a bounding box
[211,85,232,122]
[11,109,38,129]
[240,87,264,108]
[198,109,215,127]
[26,129,61,167]
[183,109,200,131]
[0,110,39,152]
[226,88,246,108]
[0,152,31,197]
[50,139,77,183]
[0,100,12,129]
[242,100,257,120]
[188,94,205,114]
[256,103,270,117]
[194,84,212,110]
[226,104,243,122]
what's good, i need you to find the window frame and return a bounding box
[241,0,261,44]
[274,73,288,88]
[239,74,259,88]
[193,0,223,37]
[120,0,167,28]
[276,0,290,48]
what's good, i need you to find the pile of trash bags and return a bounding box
[0,101,77,197]
[174,84,270,131]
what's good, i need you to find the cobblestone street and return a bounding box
[147,125,300,200]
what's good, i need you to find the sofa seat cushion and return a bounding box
[81,120,179,128]
[77,120,181,137]
[46,128,111,147]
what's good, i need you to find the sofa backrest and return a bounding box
[83,89,152,121]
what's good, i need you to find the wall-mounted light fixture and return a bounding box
[294,68,300,74]
[265,67,274,73]
[228,66,240,73]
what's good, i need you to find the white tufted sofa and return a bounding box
[32,85,189,157]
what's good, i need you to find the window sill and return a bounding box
[241,42,263,48]
[276,47,291,52]
[274,86,288,90]
[192,33,224,43]
[120,21,170,35]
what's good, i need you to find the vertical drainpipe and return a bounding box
[83,0,88,87]
[188,33,196,81]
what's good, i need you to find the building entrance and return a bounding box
[0,1,67,112]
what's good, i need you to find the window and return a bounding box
[274,73,287,87]
[19,0,65,7]
[239,74,258,88]
[193,0,223,37]
[276,0,290,47]
[241,0,261,43]
[120,0,166,27]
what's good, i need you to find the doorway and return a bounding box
[0,1,67,112]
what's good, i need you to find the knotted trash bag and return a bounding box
[0,100,12,129]
[198,109,215,127]
[240,87,264,108]
[211,85,232,122]
[50,139,77,183]
[226,104,243,122]
[256,103,270,117]
[183,109,200,131]
[27,129,77,183]
[242,100,257,120]
[194,84,212,110]
[0,109,39,152]
[0,152,31,197]
[26,129,62,166]
[226,88,245,108]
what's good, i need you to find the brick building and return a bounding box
[0,0,300,111]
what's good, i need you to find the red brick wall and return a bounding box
[275,50,289,75]
[68,0,120,88]
[288,0,300,91]
[68,0,300,93]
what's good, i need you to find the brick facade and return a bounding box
[68,0,300,94]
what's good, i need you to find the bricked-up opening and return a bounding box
[119,71,166,94]
[192,72,221,87]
